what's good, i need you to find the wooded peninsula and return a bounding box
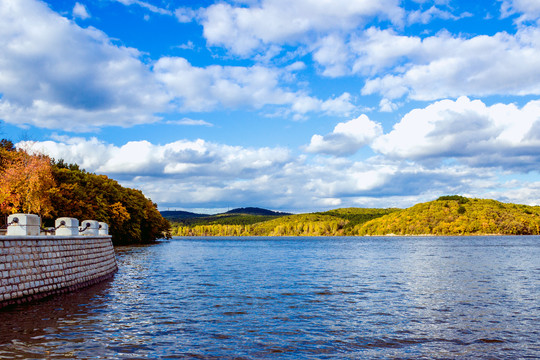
[167,196,540,237]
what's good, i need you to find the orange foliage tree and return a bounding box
[0,145,55,217]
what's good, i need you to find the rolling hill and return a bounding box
[357,196,540,236]
[169,196,540,236]
[160,210,209,221]
[162,207,291,227]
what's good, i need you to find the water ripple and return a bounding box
[0,236,539,359]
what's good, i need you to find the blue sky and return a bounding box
[2,0,540,213]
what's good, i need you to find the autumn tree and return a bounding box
[0,147,55,217]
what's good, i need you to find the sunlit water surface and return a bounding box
[0,236,539,359]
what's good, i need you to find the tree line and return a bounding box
[170,208,399,236]
[170,197,540,237]
[0,140,170,245]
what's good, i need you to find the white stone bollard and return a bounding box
[80,220,100,236]
[55,217,80,236]
[6,214,41,236]
[98,222,109,235]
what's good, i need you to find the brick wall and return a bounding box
[0,236,117,308]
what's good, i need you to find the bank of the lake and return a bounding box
[169,197,540,237]
[1,236,539,359]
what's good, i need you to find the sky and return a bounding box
[2,0,540,213]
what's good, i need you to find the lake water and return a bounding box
[0,236,539,359]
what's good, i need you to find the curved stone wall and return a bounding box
[0,236,117,308]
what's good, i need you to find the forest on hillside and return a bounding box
[357,196,540,236]
[0,139,170,245]
[170,196,540,237]
[170,208,399,236]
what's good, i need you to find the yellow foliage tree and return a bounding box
[0,150,55,216]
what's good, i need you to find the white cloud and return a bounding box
[379,98,398,112]
[285,61,306,72]
[357,26,540,100]
[311,28,422,80]
[19,136,311,209]
[19,132,540,212]
[22,137,291,178]
[23,136,115,171]
[13,137,406,210]
[312,34,350,77]
[8,0,540,213]
[174,7,196,22]
[153,57,355,116]
[165,118,213,127]
[114,0,172,15]
[373,96,540,170]
[0,0,355,132]
[73,2,90,20]
[490,180,540,206]
[500,0,540,22]
[309,25,540,101]
[319,93,356,116]
[0,100,162,131]
[305,115,382,156]
[200,0,404,56]
[407,6,470,24]
[174,41,195,50]
[0,0,168,130]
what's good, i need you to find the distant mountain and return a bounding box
[161,207,291,220]
[160,210,209,220]
[224,207,292,216]
[162,207,292,227]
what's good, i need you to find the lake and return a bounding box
[0,236,539,359]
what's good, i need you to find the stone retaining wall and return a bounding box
[0,236,117,308]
